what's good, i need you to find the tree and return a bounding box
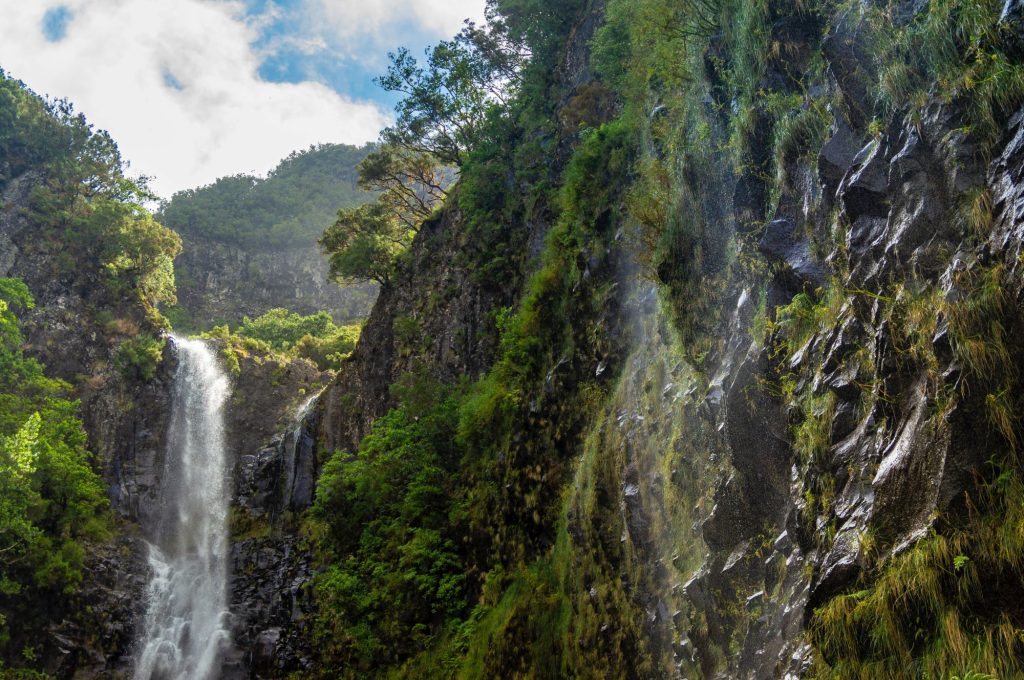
[0,279,108,650]
[100,200,182,307]
[357,146,450,230]
[376,22,527,166]
[237,308,336,348]
[3,71,182,324]
[319,203,413,286]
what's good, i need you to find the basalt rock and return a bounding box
[173,233,377,329]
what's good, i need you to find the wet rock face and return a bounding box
[667,3,1024,673]
[227,371,325,676]
[990,108,1024,259]
[228,532,314,678]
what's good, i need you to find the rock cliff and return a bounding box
[5,0,1024,677]
[248,0,1024,677]
[173,236,376,328]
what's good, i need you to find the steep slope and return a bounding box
[5,0,1024,677]
[248,0,1024,678]
[158,143,377,329]
[0,70,179,676]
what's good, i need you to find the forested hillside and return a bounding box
[159,143,370,247]
[158,144,377,329]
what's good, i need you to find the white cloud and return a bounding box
[310,0,486,47]
[0,0,391,197]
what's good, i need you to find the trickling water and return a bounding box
[135,336,232,680]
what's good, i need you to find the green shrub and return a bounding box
[0,279,109,660]
[309,387,464,675]
[115,335,165,381]
[204,308,362,372]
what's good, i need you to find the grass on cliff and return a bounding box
[867,0,1024,153]
[811,464,1024,679]
[809,261,1024,678]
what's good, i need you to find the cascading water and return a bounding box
[135,336,232,680]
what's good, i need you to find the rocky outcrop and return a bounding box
[173,234,376,328]
[227,403,321,677]
[302,1,1024,677]
[670,24,1024,680]
[318,201,515,455]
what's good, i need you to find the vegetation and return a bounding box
[0,279,109,662]
[318,0,565,288]
[320,202,415,286]
[309,383,464,673]
[867,0,1024,152]
[203,308,360,373]
[309,93,633,674]
[308,0,1024,676]
[1,69,181,327]
[807,260,1024,679]
[7,0,1024,675]
[158,143,372,248]
[376,21,527,167]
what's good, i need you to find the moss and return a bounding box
[228,507,272,542]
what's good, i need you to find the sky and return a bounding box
[0,0,486,198]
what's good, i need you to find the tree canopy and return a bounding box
[377,21,527,167]
[158,143,373,248]
[320,202,413,286]
[1,69,182,324]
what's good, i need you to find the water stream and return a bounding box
[135,336,232,680]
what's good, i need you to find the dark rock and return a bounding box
[818,116,864,193]
[759,218,826,290]
[809,529,863,608]
[252,628,282,674]
[839,140,889,223]
[932,320,953,363]
[848,215,886,249]
[822,16,877,127]
[1002,0,1024,25]
[830,400,861,443]
[870,379,952,549]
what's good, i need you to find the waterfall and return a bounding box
[135,336,232,680]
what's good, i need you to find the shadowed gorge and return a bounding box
[2,0,1024,678]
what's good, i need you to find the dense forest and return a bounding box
[3,0,1024,678]
[158,143,379,331]
[157,143,372,248]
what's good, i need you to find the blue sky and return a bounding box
[0,0,485,197]
[246,0,447,107]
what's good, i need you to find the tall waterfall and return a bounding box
[135,336,232,679]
